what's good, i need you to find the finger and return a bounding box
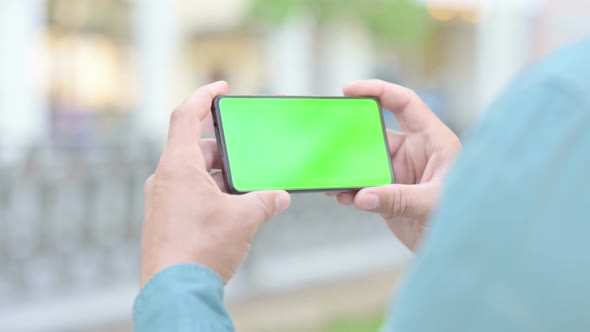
[386,129,406,156]
[238,190,291,224]
[336,192,355,206]
[354,184,438,220]
[201,112,215,138]
[211,172,228,193]
[324,192,341,197]
[200,139,222,171]
[343,80,437,133]
[144,174,155,195]
[166,81,228,153]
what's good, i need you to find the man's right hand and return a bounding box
[327,80,462,252]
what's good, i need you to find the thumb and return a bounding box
[239,190,291,224]
[354,184,438,219]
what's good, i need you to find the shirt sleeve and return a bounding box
[133,264,235,332]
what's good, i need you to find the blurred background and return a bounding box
[1,0,589,331]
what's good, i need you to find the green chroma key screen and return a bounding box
[214,96,393,193]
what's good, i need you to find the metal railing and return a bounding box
[0,145,409,331]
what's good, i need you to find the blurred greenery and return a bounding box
[317,314,383,332]
[255,314,383,332]
[247,0,435,47]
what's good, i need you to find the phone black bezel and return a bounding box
[211,95,395,194]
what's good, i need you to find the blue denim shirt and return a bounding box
[134,264,234,332]
[134,38,590,332]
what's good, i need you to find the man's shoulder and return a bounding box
[517,37,590,98]
[486,37,590,122]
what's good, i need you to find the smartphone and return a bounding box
[212,96,394,194]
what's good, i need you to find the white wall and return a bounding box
[473,0,545,115]
[0,0,47,163]
[321,20,375,95]
[132,0,181,142]
[265,14,316,95]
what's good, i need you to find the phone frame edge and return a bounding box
[211,95,395,195]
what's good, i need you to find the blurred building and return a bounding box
[3,0,590,162]
[1,0,590,331]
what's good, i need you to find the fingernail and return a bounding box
[358,194,380,210]
[275,192,290,213]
